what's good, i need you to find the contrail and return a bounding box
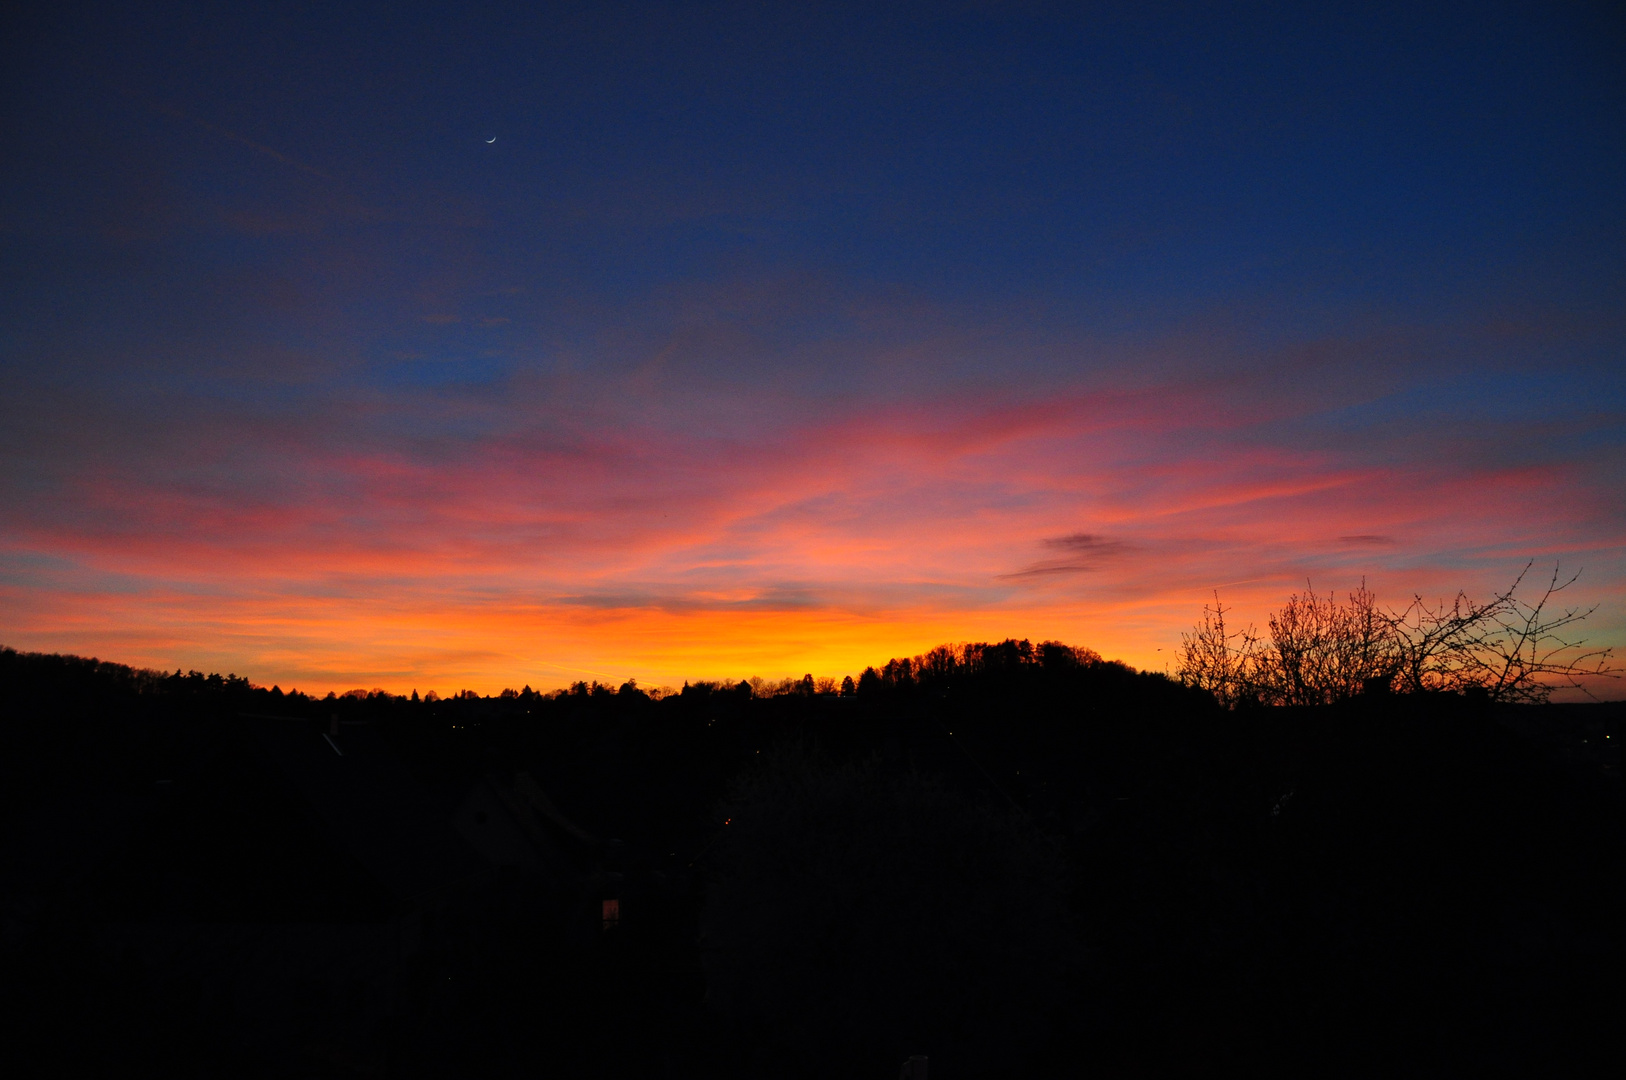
[1207,577,1271,591]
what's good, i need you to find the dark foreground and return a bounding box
[1,646,1620,1077]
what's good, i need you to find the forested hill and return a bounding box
[1,643,1621,1077]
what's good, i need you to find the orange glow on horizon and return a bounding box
[4,385,1621,698]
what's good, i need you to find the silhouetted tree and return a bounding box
[1175,594,1265,708]
[1265,580,1396,705]
[1386,562,1617,701]
[1178,563,1617,705]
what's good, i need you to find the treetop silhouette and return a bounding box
[1177,561,1618,707]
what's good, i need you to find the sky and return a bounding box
[2,1,1624,695]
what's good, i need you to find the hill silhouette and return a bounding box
[1,643,1621,1077]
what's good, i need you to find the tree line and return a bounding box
[1,593,1622,1075]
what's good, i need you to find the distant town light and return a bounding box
[602,898,620,930]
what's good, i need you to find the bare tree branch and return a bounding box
[1177,563,1618,708]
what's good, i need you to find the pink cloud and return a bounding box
[4,364,1621,695]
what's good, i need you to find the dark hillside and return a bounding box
[1,644,1620,1076]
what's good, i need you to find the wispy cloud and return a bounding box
[1001,534,1135,580]
[6,336,1620,696]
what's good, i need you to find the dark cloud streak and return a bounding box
[1001,535,1135,581]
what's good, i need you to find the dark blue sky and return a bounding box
[2,1,1623,690]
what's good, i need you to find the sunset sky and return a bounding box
[3,2,1623,695]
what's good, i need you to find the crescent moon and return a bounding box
[486,136,496,144]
